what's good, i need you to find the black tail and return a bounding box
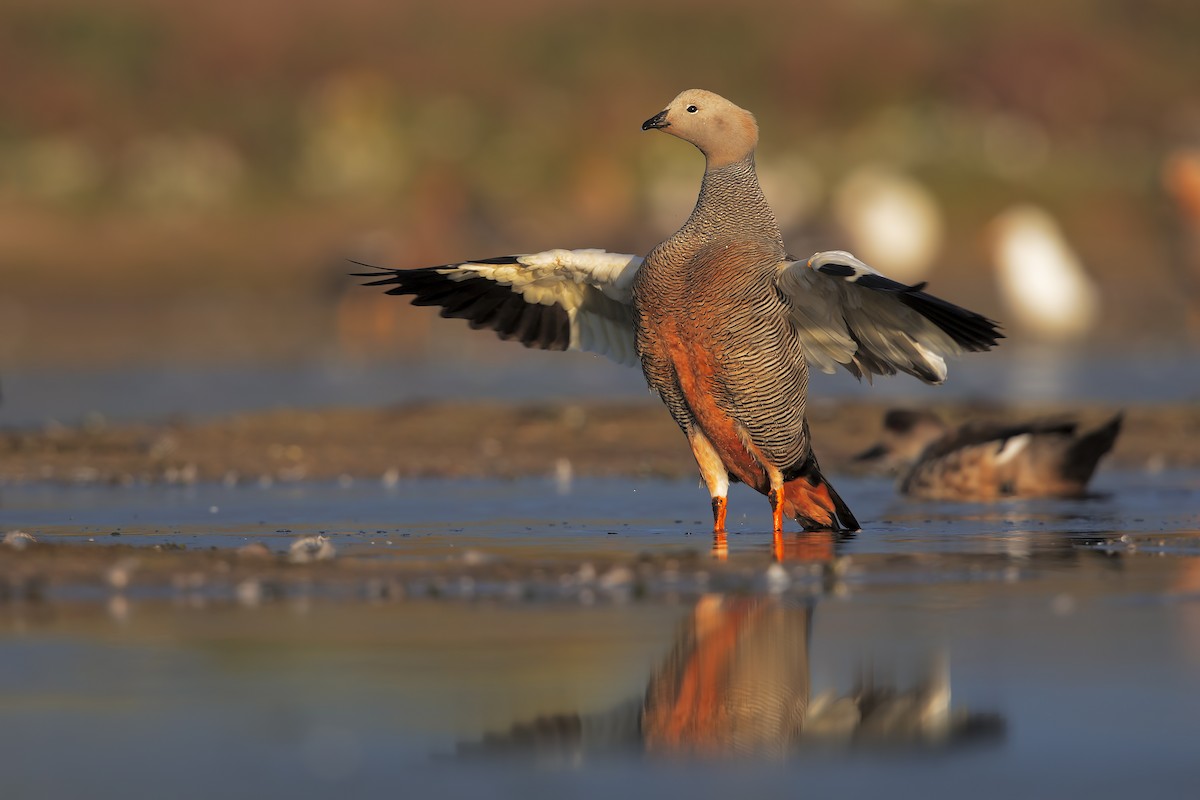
[1061,413,1123,485]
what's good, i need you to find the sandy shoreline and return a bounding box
[2,399,1194,487]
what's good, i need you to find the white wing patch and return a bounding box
[994,434,1031,465]
[364,248,643,366]
[367,246,996,378]
[446,249,640,303]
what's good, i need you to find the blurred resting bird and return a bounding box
[854,409,1123,501]
[357,89,1002,537]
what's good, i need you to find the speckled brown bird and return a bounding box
[855,409,1123,501]
[357,90,1001,537]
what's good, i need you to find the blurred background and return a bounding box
[2,0,1199,423]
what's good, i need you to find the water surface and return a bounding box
[2,471,1199,799]
[4,347,1198,427]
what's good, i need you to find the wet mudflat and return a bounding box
[2,470,1200,799]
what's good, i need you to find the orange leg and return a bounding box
[689,429,730,546]
[768,488,784,534]
[711,496,727,533]
[710,497,728,561]
[768,487,785,560]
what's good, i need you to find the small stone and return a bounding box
[288,535,336,564]
[3,531,36,551]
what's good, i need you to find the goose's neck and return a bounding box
[677,154,783,249]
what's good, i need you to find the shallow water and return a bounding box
[3,471,1200,799]
[4,470,1198,558]
[4,347,1199,427]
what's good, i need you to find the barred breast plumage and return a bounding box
[635,230,812,487]
[635,90,857,536]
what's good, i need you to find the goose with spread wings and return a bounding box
[357,89,1001,542]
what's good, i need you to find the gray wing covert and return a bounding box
[777,250,1002,384]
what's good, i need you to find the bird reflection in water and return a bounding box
[458,594,1003,761]
[711,529,848,563]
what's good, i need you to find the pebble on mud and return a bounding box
[3,531,36,551]
[288,535,336,564]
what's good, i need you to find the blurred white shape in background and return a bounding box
[989,204,1101,342]
[832,164,944,285]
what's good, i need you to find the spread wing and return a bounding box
[777,250,1002,384]
[355,248,643,366]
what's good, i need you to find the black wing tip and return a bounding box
[347,258,384,274]
[350,261,572,352]
[821,265,1005,351]
[347,258,405,282]
[897,289,1005,351]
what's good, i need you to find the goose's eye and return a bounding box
[686,105,698,113]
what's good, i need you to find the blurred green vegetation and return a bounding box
[1,0,1199,366]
